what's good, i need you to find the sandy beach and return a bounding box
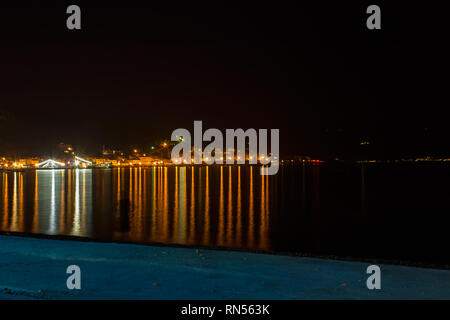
[1,235,450,299]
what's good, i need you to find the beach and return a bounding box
[1,235,450,300]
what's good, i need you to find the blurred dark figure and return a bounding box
[118,198,130,232]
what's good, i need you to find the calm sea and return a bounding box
[1,164,449,265]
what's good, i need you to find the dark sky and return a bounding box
[0,1,448,158]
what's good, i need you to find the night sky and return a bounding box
[0,2,448,158]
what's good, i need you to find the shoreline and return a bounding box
[1,230,449,271]
[1,234,450,299]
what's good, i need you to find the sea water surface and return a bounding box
[1,164,449,265]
